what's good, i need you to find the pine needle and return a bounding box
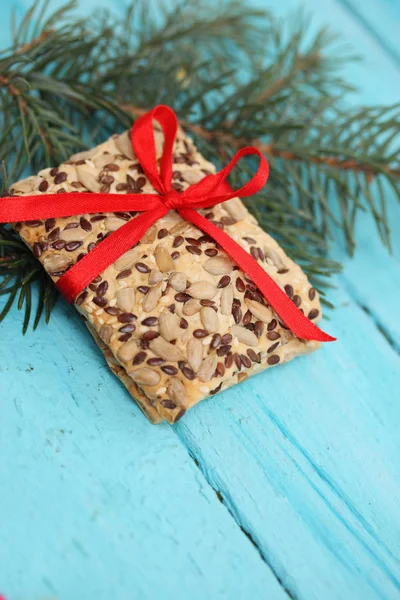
[0,0,399,331]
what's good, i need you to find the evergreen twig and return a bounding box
[0,0,399,331]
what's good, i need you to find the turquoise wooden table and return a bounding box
[1,1,399,599]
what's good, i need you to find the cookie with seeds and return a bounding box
[9,122,322,423]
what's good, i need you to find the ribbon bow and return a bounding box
[0,105,334,342]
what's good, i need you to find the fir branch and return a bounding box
[0,0,399,331]
[123,103,400,179]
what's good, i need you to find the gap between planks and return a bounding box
[187,453,296,600]
[336,0,400,67]
[169,281,400,600]
[339,274,400,355]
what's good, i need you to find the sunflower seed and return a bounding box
[187,281,217,300]
[220,284,233,315]
[43,254,72,272]
[99,324,113,344]
[232,325,258,347]
[117,340,137,362]
[11,176,41,194]
[197,354,218,382]
[169,220,190,235]
[203,256,233,275]
[149,337,184,361]
[76,166,102,192]
[105,217,125,232]
[264,246,286,271]
[114,249,139,271]
[130,368,160,386]
[169,272,187,292]
[200,306,218,333]
[60,227,88,242]
[70,148,96,162]
[93,153,115,169]
[155,244,175,272]
[149,269,164,285]
[186,338,204,372]
[143,281,162,312]
[116,287,135,312]
[141,225,157,244]
[182,299,202,316]
[114,131,135,159]
[245,298,271,323]
[181,170,203,184]
[167,377,188,405]
[221,197,247,220]
[159,309,181,342]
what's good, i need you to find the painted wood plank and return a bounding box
[338,202,400,351]
[0,301,286,600]
[12,0,400,343]
[1,0,400,599]
[256,0,400,348]
[167,1,400,598]
[337,0,400,65]
[328,0,400,348]
[174,285,400,600]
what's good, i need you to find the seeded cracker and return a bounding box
[9,122,321,423]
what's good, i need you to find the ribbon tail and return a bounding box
[0,192,162,223]
[179,207,335,343]
[57,206,168,303]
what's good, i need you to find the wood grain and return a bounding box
[0,301,286,600]
[1,0,399,598]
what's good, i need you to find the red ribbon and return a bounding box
[0,105,335,342]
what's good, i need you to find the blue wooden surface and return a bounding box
[1,1,399,599]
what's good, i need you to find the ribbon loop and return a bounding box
[132,104,178,195]
[0,104,335,342]
[182,146,269,208]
